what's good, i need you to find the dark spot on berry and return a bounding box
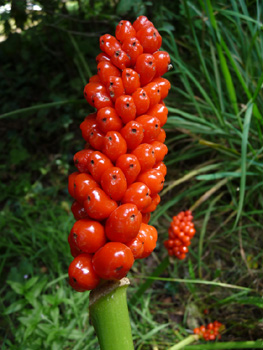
[101,40,104,45]
[152,150,155,155]
[102,118,107,122]
[84,92,87,96]
[87,196,91,201]
[148,61,153,66]
[126,103,130,108]
[155,124,158,128]
[115,50,120,57]
[73,232,77,239]
[110,82,113,86]
[110,92,115,98]
[131,128,137,133]
[90,132,94,136]
[115,265,123,272]
[153,32,156,37]
[73,277,77,283]
[91,159,94,165]
[126,73,131,77]
[98,68,101,72]
[132,41,136,47]
[109,136,112,141]
[146,192,149,196]
[129,163,134,168]
[112,175,117,180]
[142,92,146,97]
[157,89,160,93]
[130,214,136,221]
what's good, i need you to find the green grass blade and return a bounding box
[235,102,253,225]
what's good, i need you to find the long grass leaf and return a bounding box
[235,103,253,225]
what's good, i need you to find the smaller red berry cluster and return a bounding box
[193,321,224,341]
[164,210,195,260]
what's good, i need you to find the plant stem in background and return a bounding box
[89,278,134,350]
[185,340,263,349]
[167,335,199,350]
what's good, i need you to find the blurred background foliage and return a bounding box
[1,1,263,349]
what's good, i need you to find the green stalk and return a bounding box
[89,278,134,350]
[168,335,199,350]
[185,340,263,349]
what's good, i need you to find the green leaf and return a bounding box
[116,0,133,15]
[4,299,28,315]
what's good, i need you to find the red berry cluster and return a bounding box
[67,16,171,292]
[164,210,196,260]
[193,321,224,341]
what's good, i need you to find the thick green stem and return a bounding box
[89,278,134,350]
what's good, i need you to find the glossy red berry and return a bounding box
[99,34,121,56]
[74,173,99,203]
[74,149,93,173]
[135,54,156,86]
[69,219,106,254]
[122,182,151,210]
[100,167,127,201]
[120,120,144,150]
[152,77,171,100]
[96,52,111,64]
[122,68,140,95]
[68,254,100,292]
[135,114,161,143]
[105,204,142,243]
[96,107,123,133]
[115,154,141,185]
[132,88,150,116]
[143,82,161,108]
[71,201,89,220]
[115,20,136,42]
[103,131,127,162]
[136,25,162,53]
[84,82,106,107]
[111,49,131,70]
[153,51,172,77]
[105,76,125,102]
[115,95,137,124]
[87,151,113,183]
[150,141,168,163]
[84,187,117,220]
[92,242,134,280]
[132,143,156,172]
[133,16,153,32]
[147,104,168,127]
[97,61,121,85]
[137,169,165,195]
[122,36,143,66]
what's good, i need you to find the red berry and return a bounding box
[103,131,127,162]
[132,143,156,172]
[111,49,131,70]
[153,51,171,77]
[122,36,143,66]
[122,68,140,95]
[133,16,153,32]
[99,34,121,57]
[69,219,106,254]
[135,114,161,143]
[84,188,117,220]
[68,254,100,292]
[132,88,150,116]
[150,141,168,163]
[92,242,134,280]
[100,167,127,201]
[97,61,121,85]
[96,107,123,133]
[135,54,156,86]
[147,104,168,127]
[74,149,93,173]
[115,95,137,124]
[115,154,141,185]
[136,26,162,54]
[105,76,125,102]
[71,201,89,220]
[105,204,142,243]
[120,120,144,150]
[74,173,99,203]
[116,20,136,42]
[87,151,113,183]
[137,169,164,195]
[122,182,151,210]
